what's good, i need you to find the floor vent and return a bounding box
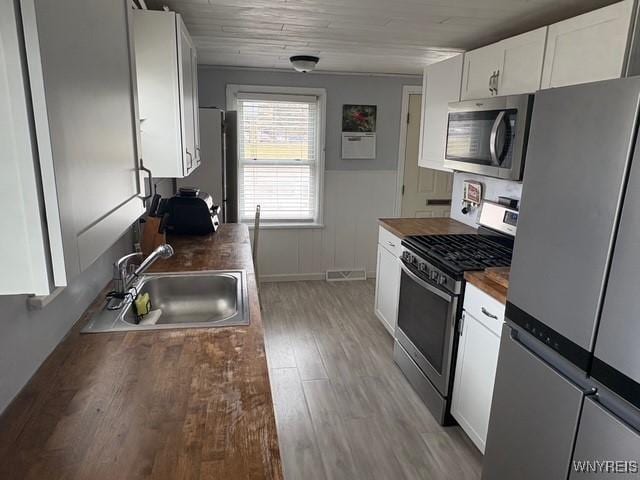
[325,269,367,282]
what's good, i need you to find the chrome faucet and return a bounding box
[108,244,174,309]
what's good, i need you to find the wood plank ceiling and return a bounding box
[145,0,620,74]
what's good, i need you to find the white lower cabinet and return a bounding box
[451,283,505,453]
[374,227,401,334]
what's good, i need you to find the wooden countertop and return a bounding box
[0,224,283,480]
[378,217,476,238]
[464,267,510,304]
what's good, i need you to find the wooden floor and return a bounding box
[261,280,482,480]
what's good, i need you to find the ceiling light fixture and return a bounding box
[290,55,319,73]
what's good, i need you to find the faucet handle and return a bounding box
[114,252,143,272]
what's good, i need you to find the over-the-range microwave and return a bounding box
[444,94,534,181]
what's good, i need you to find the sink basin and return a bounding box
[82,270,249,333]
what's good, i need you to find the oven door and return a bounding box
[396,262,459,396]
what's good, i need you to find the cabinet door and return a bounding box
[374,244,401,334]
[133,10,183,178]
[498,27,547,95]
[419,55,462,171]
[451,311,501,453]
[541,0,633,89]
[23,0,144,280]
[178,18,196,176]
[191,46,201,167]
[461,45,502,100]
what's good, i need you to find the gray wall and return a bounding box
[198,66,421,171]
[0,232,132,414]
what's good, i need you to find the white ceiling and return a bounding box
[145,0,619,75]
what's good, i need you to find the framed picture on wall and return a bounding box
[341,104,377,132]
[342,104,377,159]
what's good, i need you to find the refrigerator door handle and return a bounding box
[508,326,594,393]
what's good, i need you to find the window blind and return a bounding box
[237,95,319,223]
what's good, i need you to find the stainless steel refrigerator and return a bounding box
[177,107,238,222]
[483,78,640,479]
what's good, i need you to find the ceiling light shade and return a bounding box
[290,55,319,73]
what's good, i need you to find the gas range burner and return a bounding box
[402,234,513,275]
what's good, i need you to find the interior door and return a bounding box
[401,94,452,217]
[507,78,640,359]
[483,325,585,480]
[570,397,640,479]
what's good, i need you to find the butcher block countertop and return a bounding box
[464,267,511,304]
[378,217,476,238]
[0,224,283,480]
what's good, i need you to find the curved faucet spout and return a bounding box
[133,244,174,277]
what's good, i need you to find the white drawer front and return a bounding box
[378,226,402,257]
[463,283,505,336]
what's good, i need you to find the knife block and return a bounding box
[141,217,166,257]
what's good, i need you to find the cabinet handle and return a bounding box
[494,70,500,95]
[489,72,494,94]
[387,241,396,247]
[138,159,152,201]
[186,150,193,170]
[481,307,499,320]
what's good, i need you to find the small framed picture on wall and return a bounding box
[341,104,377,159]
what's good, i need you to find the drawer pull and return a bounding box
[387,241,396,247]
[481,307,498,320]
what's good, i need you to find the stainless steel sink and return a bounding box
[82,270,249,333]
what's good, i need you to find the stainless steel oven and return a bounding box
[444,94,534,180]
[393,247,462,425]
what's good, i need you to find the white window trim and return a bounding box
[227,84,326,229]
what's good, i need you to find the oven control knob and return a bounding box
[402,251,411,262]
[438,274,447,285]
[418,263,427,272]
[430,270,438,281]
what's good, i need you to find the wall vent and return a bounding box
[325,269,367,282]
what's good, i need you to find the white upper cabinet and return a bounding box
[418,54,463,171]
[541,0,634,89]
[498,27,548,95]
[4,0,145,296]
[461,27,547,100]
[134,10,200,178]
[461,45,503,100]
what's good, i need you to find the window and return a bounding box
[228,86,326,227]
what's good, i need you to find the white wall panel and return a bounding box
[257,170,396,281]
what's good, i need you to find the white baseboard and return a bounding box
[260,271,376,283]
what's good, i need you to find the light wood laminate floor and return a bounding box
[261,280,482,480]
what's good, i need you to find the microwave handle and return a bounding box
[489,110,506,166]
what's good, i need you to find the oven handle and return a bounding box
[400,262,453,302]
[489,110,506,166]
